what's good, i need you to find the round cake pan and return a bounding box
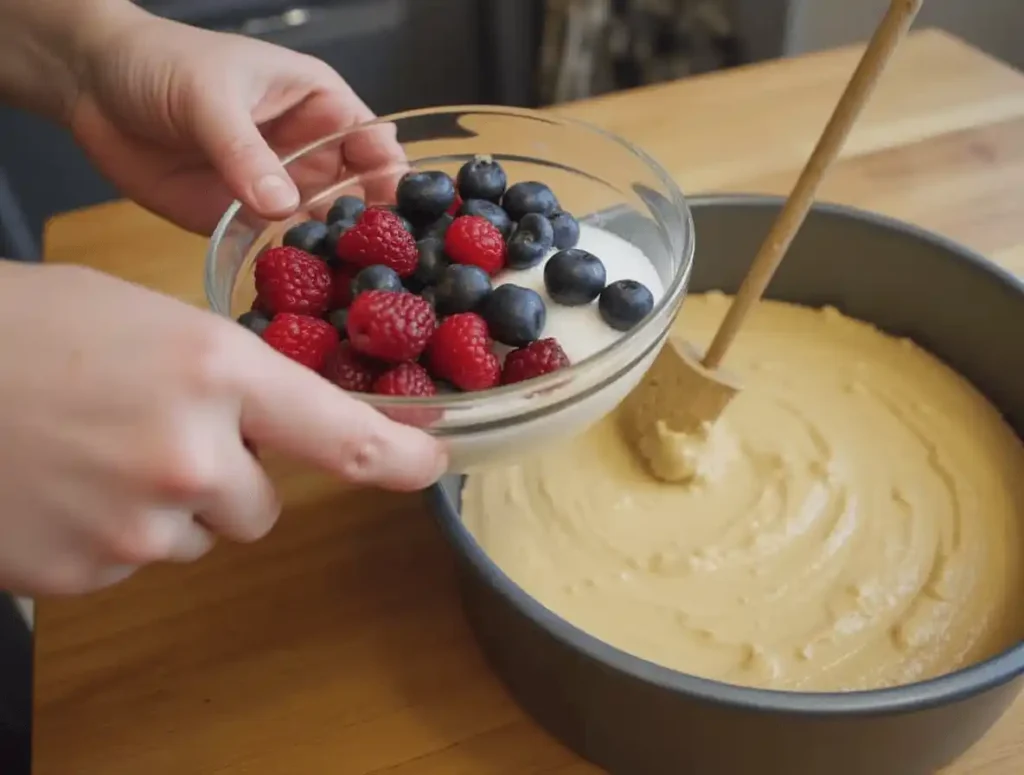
[428,194,1024,775]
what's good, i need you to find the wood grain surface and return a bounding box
[33,29,1024,774]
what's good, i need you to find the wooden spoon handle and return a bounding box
[701,0,924,370]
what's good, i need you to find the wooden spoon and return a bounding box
[621,0,924,481]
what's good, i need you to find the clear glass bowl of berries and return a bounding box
[205,106,693,471]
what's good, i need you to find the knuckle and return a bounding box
[153,446,220,502]
[338,430,388,483]
[176,324,239,398]
[105,513,168,565]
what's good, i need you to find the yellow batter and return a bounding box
[462,293,1024,692]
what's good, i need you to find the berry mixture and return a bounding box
[245,154,658,406]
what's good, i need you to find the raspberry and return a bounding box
[347,290,437,363]
[335,207,418,277]
[445,215,506,275]
[262,313,339,371]
[373,362,437,397]
[321,341,383,392]
[331,263,358,309]
[502,338,571,385]
[427,312,500,391]
[254,246,333,316]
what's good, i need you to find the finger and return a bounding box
[191,96,300,218]
[166,518,218,563]
[236,341,447,490]
[196,445,281,544]
[295,73,407,204]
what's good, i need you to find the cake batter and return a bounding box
[462,293,1024,692]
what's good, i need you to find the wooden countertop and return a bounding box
[34,29,1024,774]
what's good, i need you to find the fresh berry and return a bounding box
[347,289,437,363]
[506,213,554,270]
[237,310,271,336]
[330,263,359,309]
[352,264,404,298]
[434,264,492,316]
[445,215,506,275]
[458,199,513,239]
[481,284,546,347]
[250,295,272,314]
[373,362,437,397]
[323,219,355,260]
[283,220,329,254]
[417,213,454,241]
[412,239,450,287]
[599,279,655,331]
[544,248,607,306]
[427,313,501,391]
[254,246,334,316]
[396,170,456,223]
[456,156,508,203]
[327,195,366,224]
[336,207,419,277]
[262,313,339,371]
[549,210,580,250]
[420,286,437,309]
[447,191,463,216]
[385,205,416,235]
[502,181,559,221]
[321,340,382,392]
[502,338,571,385]
[327,307,349,336]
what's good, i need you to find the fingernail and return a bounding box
[254,174,299,212]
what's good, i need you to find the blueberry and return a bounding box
[283,220,329,254]
[396,170,456,223]
[598,279,655,331]
[434,379,459,394]
[501,181,559,221]
[327,195,365,225]
[385,205,415,235]
[433,264,492,316]
[413,238,450,287]
[328,308,349,336]
[507,213,555,270]
[549,210,580,250]
[237,310,271,336]
[458,199,513,239]
[420,286,437,310]
[456,156,508,203]
[416,213,454,241]
[482,284,547,347]
[544,248,607,306]
[352,265,404,298]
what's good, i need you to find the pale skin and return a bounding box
[0,0,447,596]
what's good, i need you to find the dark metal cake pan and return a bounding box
[427,194,1024,775]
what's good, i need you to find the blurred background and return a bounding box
[1,0,1021,261]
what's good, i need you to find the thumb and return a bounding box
[192,97,300,218]
[235,336,448,491]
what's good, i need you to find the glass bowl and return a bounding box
[206,105,694,471]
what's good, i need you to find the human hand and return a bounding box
[69,3,403,234]
[0,262,445,596]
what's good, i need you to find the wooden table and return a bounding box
[33,29,1024,774]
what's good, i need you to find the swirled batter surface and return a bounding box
[462,294,1024,691]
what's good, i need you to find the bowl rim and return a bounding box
[205,104,695,411]
[431,192,1024,716]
